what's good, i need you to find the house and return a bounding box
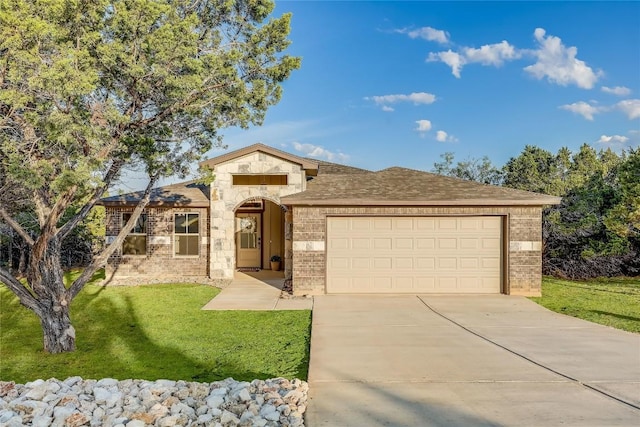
[101,143,561,296]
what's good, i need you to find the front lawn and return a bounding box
[531,277,640,333]
[0,278,311,384]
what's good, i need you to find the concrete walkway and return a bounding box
[201,270,313,310]
[306,295,640,426]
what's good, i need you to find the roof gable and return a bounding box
[99,181,210,207]
[200,143,319,172]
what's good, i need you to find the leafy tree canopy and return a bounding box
[0,0,300,353]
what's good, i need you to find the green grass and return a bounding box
[530,277,640,333]
[0,272,311,383]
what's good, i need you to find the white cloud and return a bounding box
[415,120,432,132]
[427,50,465,78]
[434,130,458,142]
[463,41,521,66]
[435,130,448,142]
[597,134,629,145]
[368,92,437,106]
[428,41,519,78]
[524,28,601,89]
[601,86,631,96]
[366,92,437,111]
[405,26,450,44]
[292,142,349,162]
[616,99,640,119]
[559,101,601,121]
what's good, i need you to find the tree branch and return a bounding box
[0,204,35,246]
[66,173,160,300]
[0,266,40,314]
[58,159,124,241]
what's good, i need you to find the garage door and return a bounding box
[326,216,502,294]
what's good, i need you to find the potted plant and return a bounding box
[270,255,282,271]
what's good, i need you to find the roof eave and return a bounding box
[280,198,562,206]
[199,143,319,171]
[99,200,210,208]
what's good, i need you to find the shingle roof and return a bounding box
[99,181,210,207]
[281,167,561,206]
[309,159,371,175]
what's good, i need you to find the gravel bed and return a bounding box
[0,377,307,426]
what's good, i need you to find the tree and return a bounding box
[0,0,300,353]
[432,152,503,185]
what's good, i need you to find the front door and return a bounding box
[236,213,261,268]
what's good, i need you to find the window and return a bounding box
[232,174,288,185]
[175,213,199,256]
[122,213,147,256]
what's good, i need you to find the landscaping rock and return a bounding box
[0,377,308,426]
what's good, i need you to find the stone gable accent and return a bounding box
[209,151,309,278]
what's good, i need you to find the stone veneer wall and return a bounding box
[209,152,307,278]
[105,207,210,283]
[291,206,544,297]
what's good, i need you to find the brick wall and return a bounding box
[105,207,210,283]
[291,206,543,296]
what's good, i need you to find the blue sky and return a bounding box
[129,1,639,191]
[218,0,640,169]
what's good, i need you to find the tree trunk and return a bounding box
[27,233,77,353]
[39,303,76,353]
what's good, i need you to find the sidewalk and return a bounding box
[201,270,313,310]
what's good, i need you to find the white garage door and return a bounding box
[326,216,502,294]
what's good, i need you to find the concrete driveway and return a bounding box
[305,295,640,426]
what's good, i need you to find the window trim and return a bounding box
[174,212,200,258]
[232,174,288,186]
[121,212,148,257]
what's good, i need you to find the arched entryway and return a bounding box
[234,198,286,270]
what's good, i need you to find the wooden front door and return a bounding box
[236,213,261,268]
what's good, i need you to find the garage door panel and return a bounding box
[417,238,436,249]
[438,238,458,249]
[372,218,391,230]
[416,257,436,269]
[438,218,458,229]
[373,277,392,289]
[394,218,414,230]
[373,238,392,249]
[459,258,479,269]
[373,258,392,269]
[460,238,479,250]
[438,258,458,269]
[395,258,414,269]
[395,238,414,249]
[416,218,436,230]
[326,216,502,294]
[482,238,501,249]
[329,257,350,269]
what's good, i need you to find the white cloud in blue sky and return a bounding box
[597,134,629,145]
[559,101,602,121]
[601,86,632,97]
[425,27,601,90]
[524,28,601,89]
[186,1,639,181]
[366,92,437,111]
[396,26,450,44]
[617,99,640,120]
[415,120,432,133]
[292,142,349,163]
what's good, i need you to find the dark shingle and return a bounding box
[281,167,561,206]
[99,181,210,207]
